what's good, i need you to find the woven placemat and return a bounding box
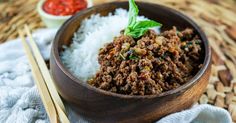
[1,0,236,122]
[0,0,44,42]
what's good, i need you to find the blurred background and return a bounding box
[0,0,236,122]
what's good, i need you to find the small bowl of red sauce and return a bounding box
[37,0,92,28]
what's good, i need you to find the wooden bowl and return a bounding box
[50,1,211,123]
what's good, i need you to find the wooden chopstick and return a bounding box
[18,29,59,123]
[24,25,70,123]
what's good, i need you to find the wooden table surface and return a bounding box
[0,0,236,122]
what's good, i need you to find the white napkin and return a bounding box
[157,104,232,123]
[0,28,232,123]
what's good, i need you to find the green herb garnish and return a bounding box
[124,0,162,38]
[119,53,126,60]
[129,55,139,60]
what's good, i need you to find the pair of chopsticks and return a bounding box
[18,25,70,123]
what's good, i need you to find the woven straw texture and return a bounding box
[0,0,236,122]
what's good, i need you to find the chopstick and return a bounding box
[24,25,67,112]
[23,25,70,123]
[18,30,59,123]
[19,25,70,123]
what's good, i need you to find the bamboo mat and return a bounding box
[1,0,236,122]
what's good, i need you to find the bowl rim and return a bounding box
[52,1,211,99]
[37,0,93,19]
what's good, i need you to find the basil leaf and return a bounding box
[124,0,162,38]
[125,0,139,35]
[126,20,162,38]
[133,20,162,29]
[125,28,148,38]
[128,0,139,26]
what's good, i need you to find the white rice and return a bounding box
[61,9,160,82]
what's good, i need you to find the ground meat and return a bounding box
[88,27,204,95]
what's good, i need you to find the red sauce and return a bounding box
[43,0,87,16]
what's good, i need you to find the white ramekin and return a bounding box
[37,0,93,28]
